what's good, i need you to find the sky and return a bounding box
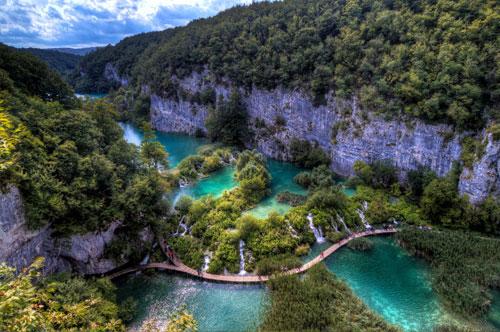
[0,0,256,48]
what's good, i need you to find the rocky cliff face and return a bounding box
[0,186,121,274]
[149,72,499,202]
[104,63,129,86]
[459,133,500,203]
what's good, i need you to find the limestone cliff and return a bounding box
[0,186,120,274]
[149,72,499,203]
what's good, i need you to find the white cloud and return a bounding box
[0,0,256,48]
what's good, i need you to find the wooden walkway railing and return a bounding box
[108,229,397,283]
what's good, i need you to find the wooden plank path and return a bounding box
[108,229,396,283]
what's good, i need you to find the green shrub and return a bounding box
[255,254,302,275]
[347,237,373,251]
[289,138,330,168]
[294,244,310,256]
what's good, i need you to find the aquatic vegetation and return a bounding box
[260,264,400,332]
[347,237,374,251]
[397,228,500,318]
[255,253,302,275]
[275,191,306,206]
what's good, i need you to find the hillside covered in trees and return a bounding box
[22,47,81,81]
[75,0,499,130]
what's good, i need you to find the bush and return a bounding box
[289,138,330,168]
[255,254,302,275]
[294,165,335,190]
[205,89,249,146]
[294,244,310,256]
[347,237,373,251]
[353,160,398,189]
[276,191,306,206]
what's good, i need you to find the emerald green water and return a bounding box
[247,159,307,218]
[116,236,451,332]
[120,122,207,167]
[115,274,267,332]
[174,166,237,203]
[325,236,444,331]
[117,122,457,332]
[488,291,500,330]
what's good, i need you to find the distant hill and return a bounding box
[22,48,81,79]
[52,47,97,56]
[0,43,75,106]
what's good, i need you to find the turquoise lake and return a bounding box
[116,274,267,332]
[117,236,455,332]
[117,122,499,331]
[120,122,208,167]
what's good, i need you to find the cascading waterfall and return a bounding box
[238,240,247,275]
[330,216,339,232]
[140,253,150,265]
[356,201,373,230]
[173,216,189,236]
[337,213,352,234]
[286,220,300,238]
[202,253,211,271]
[307,213,325,243]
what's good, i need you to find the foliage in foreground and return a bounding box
[139,306,198,332]
[397,228,500,318]
[260,264,400,332]
[0,258,126,332]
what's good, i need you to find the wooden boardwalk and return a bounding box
[108,229,396,283]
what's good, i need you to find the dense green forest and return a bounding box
[0,45,170,269]
[0,43,75,107]
[76,0,498,129]
[22,48,81,80]
[72,31,170,93]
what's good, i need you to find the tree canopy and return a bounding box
[77,0,499,130]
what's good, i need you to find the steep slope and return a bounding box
[78,0,498,129]
[22,47,81,80]
[74,0,499,201]
[0,43,75,106]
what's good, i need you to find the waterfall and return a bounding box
[286,220,300,239]
[238,240,247,275]
[337,214,352,234]
[356,201,373,230]
[173,216,189,236]
[307,213,325,243]
[330,217,339,232]
[202,254,211,271]
[140,253,150,265]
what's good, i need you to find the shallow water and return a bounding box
[488,290,500,330]
[117,123,454,331]
[115,273,267,332]
[120,122,207,167]
[116,236,452,332]
[325,236,444,332]
[75,92,107,99]
[247,159,307,218]
[174,166,237,202]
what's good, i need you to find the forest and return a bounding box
[22,48,81,81]
[75,0,499,130]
